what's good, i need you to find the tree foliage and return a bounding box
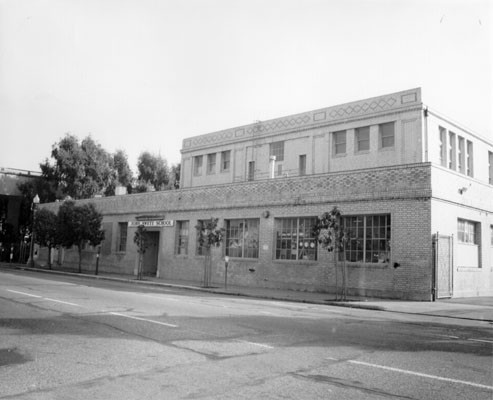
[57,200,105,272]
[33,208,58,269]
[113,149,134,188]
[312,206,347,252]
[133,224,147,280]
[105,149,134,196]
[137,151,170,191]
[40,134,114,199]
[195,218,225,250]
[312,206,349,300]
[195,218,225,287]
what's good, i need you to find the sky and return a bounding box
[0,0,491,174]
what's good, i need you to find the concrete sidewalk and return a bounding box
[2,263,492,323]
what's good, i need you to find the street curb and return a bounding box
[2,264,491,322]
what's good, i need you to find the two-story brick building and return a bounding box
[40,88,493,300]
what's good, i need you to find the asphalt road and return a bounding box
[1,270,492,400]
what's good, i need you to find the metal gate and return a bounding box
[432,233,453,299]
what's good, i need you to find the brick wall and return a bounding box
[41,163,433,300]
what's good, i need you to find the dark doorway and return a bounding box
[143,231,159,276]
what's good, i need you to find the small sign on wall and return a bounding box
[128,220,174,228]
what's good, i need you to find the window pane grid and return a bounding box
[458,219,476,244]
[356,127,370,151]
[221,150,231,172]
[270,141,285,161]
[342,215,390,263]
[380,122,395,148]
[207,153,216,174]
[275,217,317,261]
[118,222,127,252]
[334,131,346,154]
[176,221,189,255]
[226,219,259,258]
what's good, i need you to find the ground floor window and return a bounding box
[117,222,127,252]
[341,214,391,263]
[225,219,259,258]
[275,217,317,261]
[175,221,189,255]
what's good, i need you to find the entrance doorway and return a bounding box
[143,231,160,276]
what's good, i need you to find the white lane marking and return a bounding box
[468,338,493,344]
[431,334,460,339]
[7,289,42,298]
[108,312,178,328]
[234,339,274,349]
[348,360,493,391]
[44,298,81,307]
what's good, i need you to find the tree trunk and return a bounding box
[78,246,82,273]
[48,247,52,270]
[203,247,212,287]
[334,250,339,301]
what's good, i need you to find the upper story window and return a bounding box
[355,126,370,152]
[457,136,465,174]
[466,141,473,177]
[379,122,395,148]
[193,155,203,176]
[248,161,255,181]
[207,153,216,175]
[225,219,259,258]
[489,151,493,185]
[270,141,285,162]
[448,132,456,170]
[221,150,231,172]
[333,131,346,155]
[299,155,306,176]
[439,126,447,167]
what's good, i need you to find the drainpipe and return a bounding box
[269,156,276,179]
[423,106,429,162]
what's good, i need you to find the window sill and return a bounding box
[354,150,370,156]
[378,146,395,152]
[226,257,259,262]
[333,153,346,158]
[273,259,317,265]
[345,262,389,269]
[457,266,482,272]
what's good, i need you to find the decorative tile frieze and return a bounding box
[182,89,421,151]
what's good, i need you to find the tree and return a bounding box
[33,208,58,269]
[312,206,349,301]
[57,200,105,273]
[105,150,134,196]
[133,224,147,280]
[137,152,169,191]
[170,163,181,189]
[195,218,225,287]
[40,134,114,199]
[113,150,134,190]
[17,177,59,239]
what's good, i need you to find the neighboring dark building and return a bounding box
[0,167,41,261]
